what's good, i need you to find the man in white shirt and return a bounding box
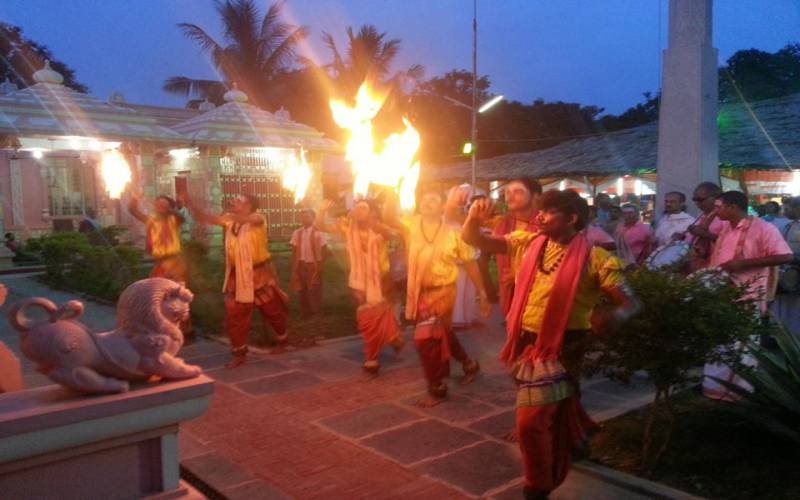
[290,209,328,315]
[654,191,694,247]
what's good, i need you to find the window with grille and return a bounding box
[41,156,97,216]
[219,148,302,238]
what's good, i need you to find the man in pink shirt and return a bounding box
[704,191,793,400]
[686,182,725,271]
[614,204,653,267]
[710,191,793,312]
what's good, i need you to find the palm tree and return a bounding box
[163,0,307,109]
[320,24,424,98]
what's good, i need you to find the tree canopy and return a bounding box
[163,0,307,109]
[0,22,87,93]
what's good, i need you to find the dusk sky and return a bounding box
[2,0,798,115]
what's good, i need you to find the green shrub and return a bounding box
[585,268,768,469]
[27,231,143,301]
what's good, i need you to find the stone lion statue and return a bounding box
[8,278,201,394]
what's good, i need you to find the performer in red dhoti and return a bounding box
[463,190,639,499]
[290,209,328,316]
[316,198,403,374]
[128,193,187,283]
[492,179,542,315]
[186,194,289,368]
[387,189,491,407]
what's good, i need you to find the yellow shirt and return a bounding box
[224,214,271,266]
[146,214,181,259]
[505,231,624,332]
[405,215,475,288]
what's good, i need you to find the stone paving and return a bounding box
[0,275,692,499]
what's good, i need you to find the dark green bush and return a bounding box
[585,268,769,469]
[27,230,143,301]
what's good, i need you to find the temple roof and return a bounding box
[171,86,339,152]
[426,92,800,182]
[0,62,186,144]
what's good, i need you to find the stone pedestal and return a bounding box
[0,376,213,499]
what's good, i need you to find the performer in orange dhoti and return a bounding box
[317,198,403,374]
[128,193,187,283]
[387,189,491,406]
[186,194,288,368]
[463,190,639,499]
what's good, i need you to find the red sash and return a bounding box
[501,232,590,366]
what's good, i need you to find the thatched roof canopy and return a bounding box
[424,92,800,183]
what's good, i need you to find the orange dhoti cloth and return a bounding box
[356,300,401,362]
[224,263,288,351]
[412,284,469,386]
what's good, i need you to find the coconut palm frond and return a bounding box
[261,25,308,75]
[217,0,259,52]
[177,23,229,72]
[162,76,226,97]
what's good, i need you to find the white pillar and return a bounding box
[656,0,719,215]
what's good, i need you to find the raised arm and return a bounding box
[444,186,469,224]
[127,193,148,224]
[182,194,226,226]
[315,200,344,234]
[462,198,508,255]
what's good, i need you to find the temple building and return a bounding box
[0,62,340,244]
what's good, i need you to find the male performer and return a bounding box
[290,209,328,316]
[128,193,187,283]
[654,191,694,247]
[614,204,653,267]
[702,191,792,400]
[463,190,638,499]
[186,194,289,368]
[386,189,490,406]
[317,198,403,374]
[491,179,542,315]
[685,182,724,271]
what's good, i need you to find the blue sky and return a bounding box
[2,0,798,114]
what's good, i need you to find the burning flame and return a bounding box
[100,149,131,199]
[282,148,313,204]
[330,82,421,210]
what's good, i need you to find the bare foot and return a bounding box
[275,333,289,344]
[504,429,519,443]
[415,394,446,408]
[459,359,480,385]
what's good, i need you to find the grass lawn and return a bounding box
[589,389,799,500]
[188,245,357,346]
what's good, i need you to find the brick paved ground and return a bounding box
[2,275,691,499]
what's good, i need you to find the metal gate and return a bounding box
[219,148,301,238]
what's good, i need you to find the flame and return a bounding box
[100,149,131,199]
[330,82,421,209]
[282,148,313,204]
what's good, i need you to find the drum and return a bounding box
[778,264,800,294]
[645,241,690,272]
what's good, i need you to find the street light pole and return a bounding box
[471,0,477,188]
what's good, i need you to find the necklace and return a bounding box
[420,218,442,245]
[538,240,566,275]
